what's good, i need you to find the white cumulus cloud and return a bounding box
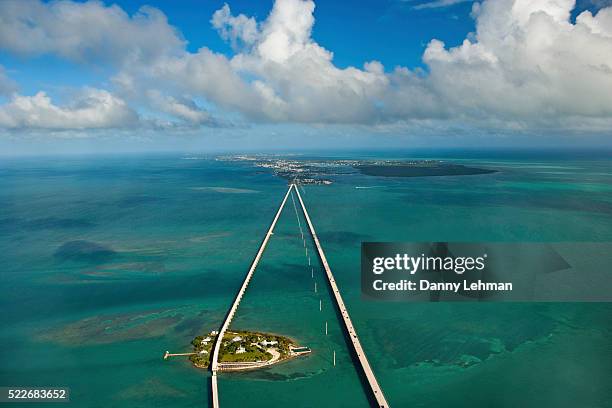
[0,89,138,130]
[0,0,184,65]
[146,90,214,125]
[211,4,258,50]
[119,0,612,130]
[422,0,612,127]
[125,0,389,124]
[1,0,612,134]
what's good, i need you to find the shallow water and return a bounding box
[0,152,611,407]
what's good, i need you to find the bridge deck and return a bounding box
[211,373,218,408]
[210,184,294,408]
[294,186,390,408]
[210,183,389,407]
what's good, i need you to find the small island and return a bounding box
[355,161,497,178]
[167,330,310,371]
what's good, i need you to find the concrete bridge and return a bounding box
[294,186,389,408]
[210,184,389,407]
[209,184,293,408]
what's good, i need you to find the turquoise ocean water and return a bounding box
[0,151,611,407]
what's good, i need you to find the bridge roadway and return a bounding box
[210,184,294,408]
[210,183,389,407]
[294,186,390,408]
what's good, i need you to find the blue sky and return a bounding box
[1,0,612,154]
[1,1,479,94]
[116,0,478,67]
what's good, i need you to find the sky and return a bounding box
[0,0,612,155]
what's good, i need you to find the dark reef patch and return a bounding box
[234,369,310,381]
[0,218,20,233]
[54,240,116,263]
[173,315,212,336]
[115,378,187,401]
[369,306,558,370]
[38,309,184,345]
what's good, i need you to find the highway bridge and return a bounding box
[210,184,389,408]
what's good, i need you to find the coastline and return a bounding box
[213,347,310,372]
[187,330,310,371]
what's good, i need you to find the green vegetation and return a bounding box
[189,330,299,369]
[219,342,271,363]
[188,333,217,368]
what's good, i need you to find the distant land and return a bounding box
[355,163,497,178]
[219,155,496,184]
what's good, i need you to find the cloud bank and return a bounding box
[0,89,137,130]
[0,0,184,65]
[0,0,611,135]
